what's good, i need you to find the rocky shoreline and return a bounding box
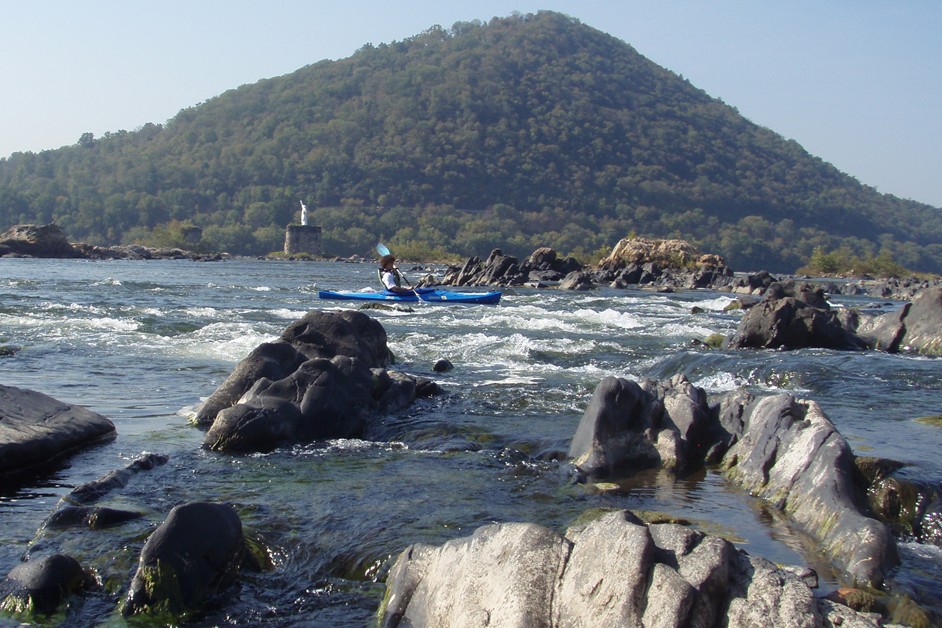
[434,238,942,303]
[0,223,224,261]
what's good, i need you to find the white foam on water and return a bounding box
[270,308,308,320]
[171,322,279,362]
[478,304,644,333]
[656,322,718,338]
[696,295,739,311]
[692,369,810,394]
[184,307,219,317]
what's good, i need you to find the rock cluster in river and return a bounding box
[439,239,739,292]
[0,223,222,261]
[567,374,897,587]
[196,309,441,452]
[381,510,889,628]
[723,279,942,354]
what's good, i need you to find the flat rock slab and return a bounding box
[0,384,115,477]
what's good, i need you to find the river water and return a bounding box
[1,258,940,625]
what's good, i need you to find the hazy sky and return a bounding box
[1,1,940,207]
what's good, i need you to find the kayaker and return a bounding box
[379,255,413,294]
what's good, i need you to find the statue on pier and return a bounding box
[299,201,308,226]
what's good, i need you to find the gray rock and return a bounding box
[568,374,729,478]
[0,224,81,258]
[195,309,391,426]
[567,376,896,588]
[721,393,897,586]
[199,310,438,453]
[0,384,116,477]
[724,281,867,350]
[558,270,597,291]
[381,510,885,627]
[857,285,942,354]
[382,521,566,627]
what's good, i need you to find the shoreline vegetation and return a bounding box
[2,223,940,302]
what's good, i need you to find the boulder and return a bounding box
[0,554,96,615]
[198,310,440,453]
[0,224,81,258]
[724,281,868,350]
[381,510,885,627]
[557,270,597,291]
[567,376,896,587]
[0,384,116,478]
[568,374,730,479]
[440,247,583,288]
[203,355,373,452]
[721,393,897,586]
[195,309,390,427]
[857,286,942,354]
[123,502,249,616]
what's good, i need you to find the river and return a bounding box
[1,258,940,625]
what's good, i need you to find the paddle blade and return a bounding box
[376,243,391,256]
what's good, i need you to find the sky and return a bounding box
[1,1,940,208]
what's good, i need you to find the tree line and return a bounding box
[1,11,940,273]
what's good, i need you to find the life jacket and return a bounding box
[378,268,402,289]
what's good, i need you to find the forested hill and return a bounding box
[1,11,940,272]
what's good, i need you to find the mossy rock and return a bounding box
[633,510,692,526]
[702,333,725,349]
[854,456,906,486]
[915,415,942,428]
[566,507,620,529]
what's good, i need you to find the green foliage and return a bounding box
[799,246,919,278]
[0,11,940,272]
[387,239,463,263]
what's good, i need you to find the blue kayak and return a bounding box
[318,288,501,305]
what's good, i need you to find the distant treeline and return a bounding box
[1,11,940,272]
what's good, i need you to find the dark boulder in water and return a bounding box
[123,501,250,617]
[198,309,441,453]
[0,554,96,615]
[723,280,868,350]
[440,247,583,287]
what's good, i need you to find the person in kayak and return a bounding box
[379,255,413,294]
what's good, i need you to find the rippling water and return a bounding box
[1,258,940,625]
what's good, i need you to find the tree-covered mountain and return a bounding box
[1,11,940,272]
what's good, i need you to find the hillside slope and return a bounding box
[0,11,939,271]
